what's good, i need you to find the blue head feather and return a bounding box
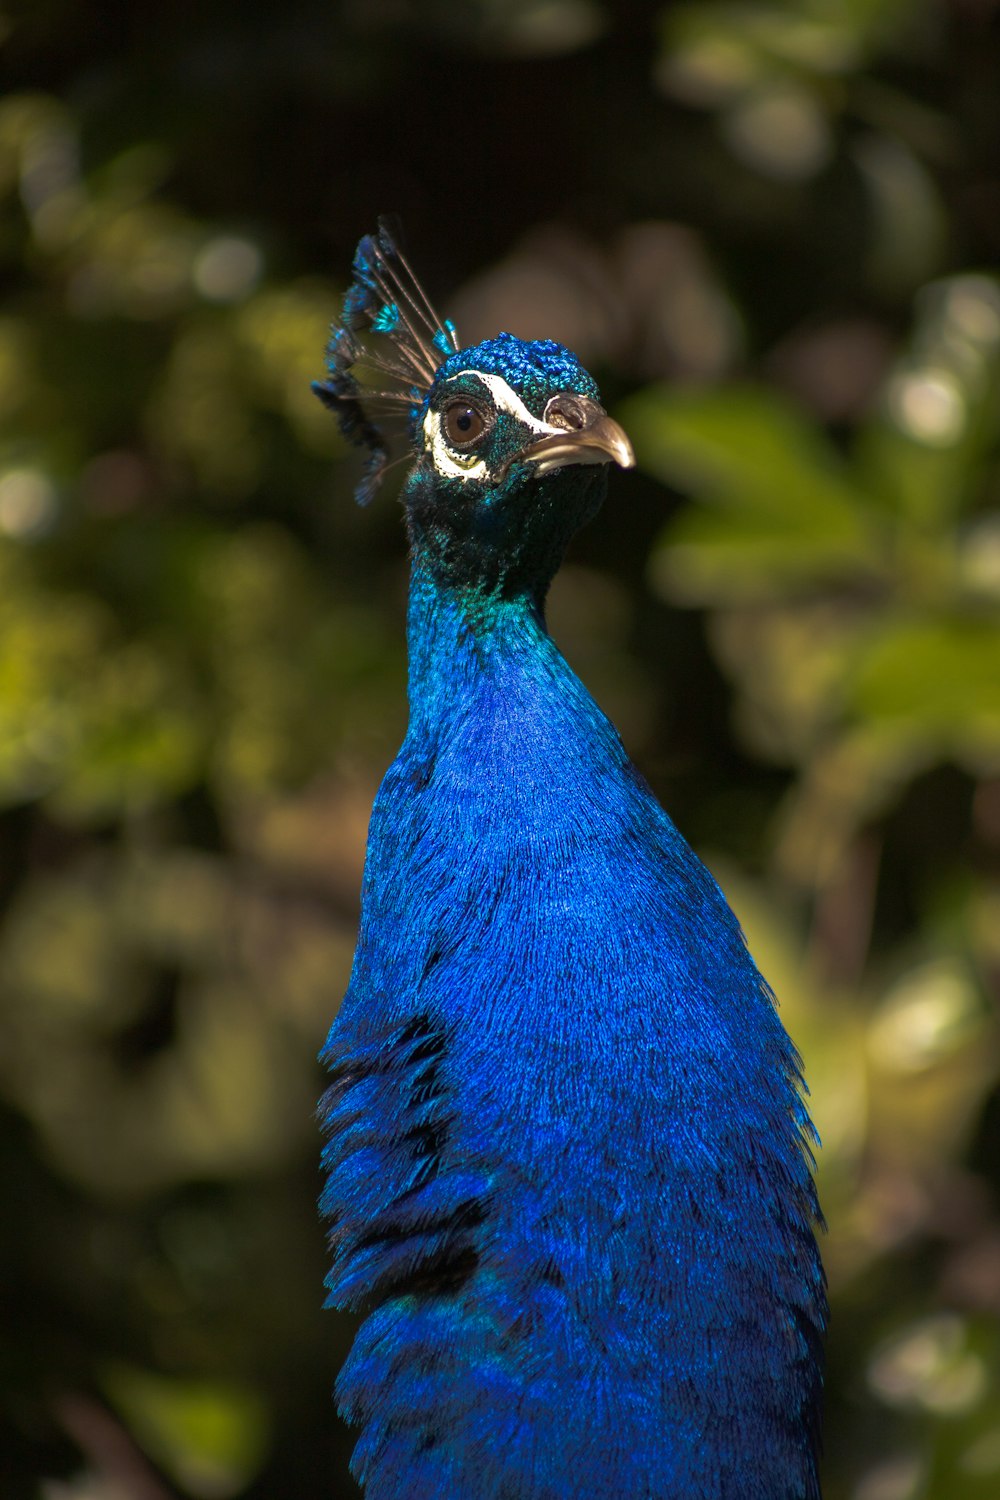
[433,333,600,410]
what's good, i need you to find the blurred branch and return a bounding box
[54,1395,178,1500]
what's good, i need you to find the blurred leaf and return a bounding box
[103,1365,269,1498]
[626,384,878,600]
[859,274,1000,527]
[868,1314,988,1416]
[869,957,991,1075]
[847,615,1000,762]
[854,132,948,294]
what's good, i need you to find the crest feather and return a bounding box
[313,218,461,505]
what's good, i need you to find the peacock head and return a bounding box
[314,221,633,598]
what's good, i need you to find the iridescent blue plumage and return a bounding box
[317,224,826,1498]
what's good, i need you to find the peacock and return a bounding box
[315,220,826,1500]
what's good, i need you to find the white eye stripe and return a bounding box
[447,371,562,438]
[421,370,564,483]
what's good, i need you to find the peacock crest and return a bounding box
[313,217,461,504]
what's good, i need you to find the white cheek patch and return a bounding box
[422,370,565,483]
[423,409,489,482]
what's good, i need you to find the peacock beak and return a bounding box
[522,397,635,476]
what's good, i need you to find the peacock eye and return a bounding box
[443,402,487,447]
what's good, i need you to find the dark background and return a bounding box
[1,2,999,1497]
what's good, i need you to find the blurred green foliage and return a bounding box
[0,2,998,1498]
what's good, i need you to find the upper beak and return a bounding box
[522,397,635,476]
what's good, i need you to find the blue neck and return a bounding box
[330,539,826,1500]
[405,546,550,744]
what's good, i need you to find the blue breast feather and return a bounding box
[319,571,826,1500]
